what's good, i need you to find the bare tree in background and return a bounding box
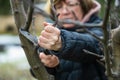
[10,0,120,80]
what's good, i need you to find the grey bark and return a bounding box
[10,0,54,80]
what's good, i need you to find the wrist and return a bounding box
[53,36,62,51]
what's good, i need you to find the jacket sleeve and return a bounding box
[53,28,103,63]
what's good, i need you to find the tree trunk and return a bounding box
[9,0,54,80]
[111,26,120,79]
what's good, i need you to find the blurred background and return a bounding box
[0,0,46,80]
[0,0,105,80]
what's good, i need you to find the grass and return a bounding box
[0,62,36,80]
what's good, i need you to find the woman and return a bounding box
[37,0,107,80]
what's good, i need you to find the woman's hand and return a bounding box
[39,52,59,68]
[38,22,62,51]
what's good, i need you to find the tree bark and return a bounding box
[111,26,120,79]
[10,0,54,80]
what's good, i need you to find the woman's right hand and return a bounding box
[38,22,62,51]
[39,52,60,68]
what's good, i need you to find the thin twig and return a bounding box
[23,0,54,20]
[50,0,62,27]
[22,0,34,31]
[59,19,103,28]
[72,11,78,20]
[102,0,113,77]
[21,1,27,21]
[85,29,103,41]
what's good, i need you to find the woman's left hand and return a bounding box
[39,52,60,68]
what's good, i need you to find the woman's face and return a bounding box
[55,0,84,28]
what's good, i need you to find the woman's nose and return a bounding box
[61,6,70,14]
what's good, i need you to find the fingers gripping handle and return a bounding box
[37,45,53,55]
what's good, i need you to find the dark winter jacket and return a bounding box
[45,15,108,80]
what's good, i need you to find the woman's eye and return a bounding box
[68,2,80,7]
[68,3,75,7]
[56,5,62,9]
